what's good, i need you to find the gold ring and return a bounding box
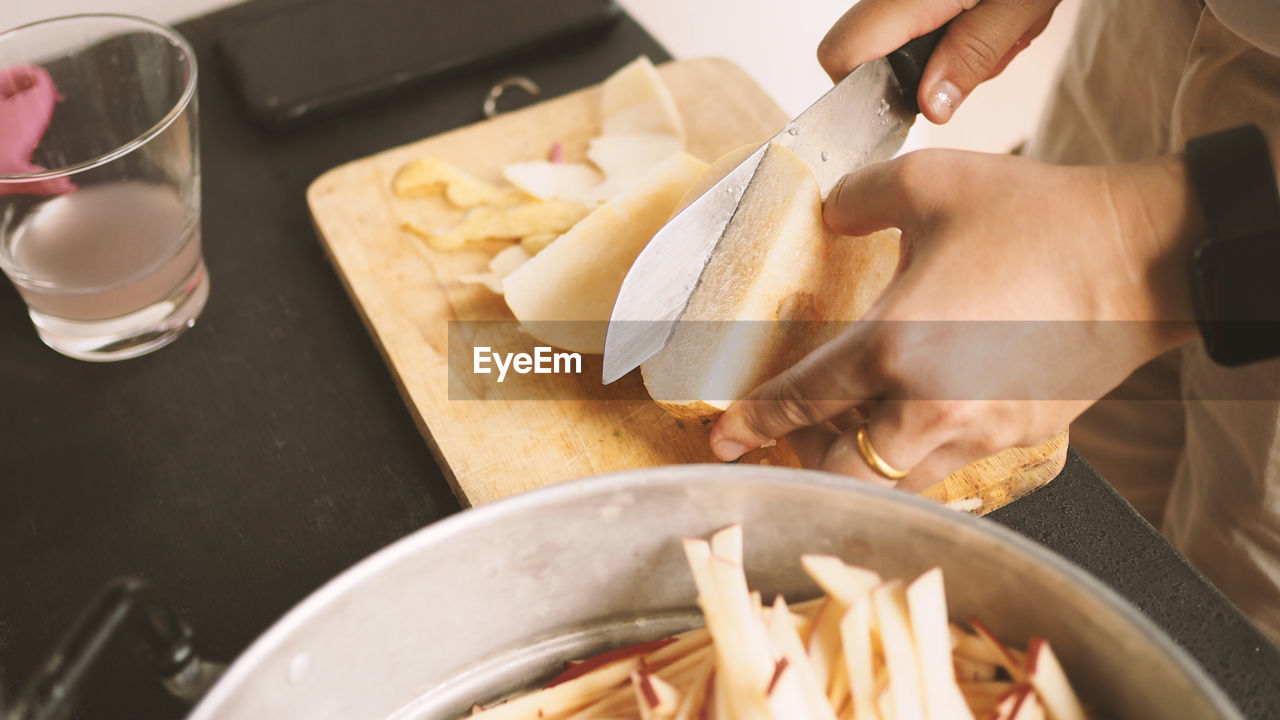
[855,426,909,480]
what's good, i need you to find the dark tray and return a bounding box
[0,1,1276,717]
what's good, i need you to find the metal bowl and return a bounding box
[187,464,1241,719]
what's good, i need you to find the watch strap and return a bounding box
[1185,124,1280,365]
[1185,124,1280,241]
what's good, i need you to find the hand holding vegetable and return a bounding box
[711,149,1203,490]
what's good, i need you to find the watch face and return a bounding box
[1191,230,1280,366]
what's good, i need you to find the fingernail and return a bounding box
[713,438,750,462]
[927,80,963,122]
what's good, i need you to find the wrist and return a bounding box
[1102,155,1202,350]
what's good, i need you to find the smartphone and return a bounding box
[217,0,622,129]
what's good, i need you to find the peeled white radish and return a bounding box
[503,161,604,205]
[600,56,685,142]
[503,152,708,354]
[587,132,683,202]
[460,245,533,295]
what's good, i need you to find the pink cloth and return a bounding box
[0,64,74,196]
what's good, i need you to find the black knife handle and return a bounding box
[887,25,948,114]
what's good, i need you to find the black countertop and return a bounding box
[1,2,1278,718]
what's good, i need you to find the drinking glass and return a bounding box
[0,14,206,361]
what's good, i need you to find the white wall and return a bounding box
[2,0,243,27]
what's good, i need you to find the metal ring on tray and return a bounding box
[483,76,541,118]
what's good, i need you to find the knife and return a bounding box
[601,28,946,385]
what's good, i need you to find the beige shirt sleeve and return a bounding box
[1164,6,1280,648]
[1205,0,1280,57]
[1027,0,1280,646]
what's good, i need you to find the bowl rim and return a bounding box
[189,464,1243,719]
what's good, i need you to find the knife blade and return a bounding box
[601,28,945,385]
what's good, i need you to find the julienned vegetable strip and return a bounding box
[467,525,1089,720]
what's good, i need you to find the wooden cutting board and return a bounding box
[307,57,1066,511]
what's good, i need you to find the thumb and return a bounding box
[823,151,944,238]
[918,1,1058,123]
[710,325,878,461]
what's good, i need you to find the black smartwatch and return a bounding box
[1185,124,1280,366]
